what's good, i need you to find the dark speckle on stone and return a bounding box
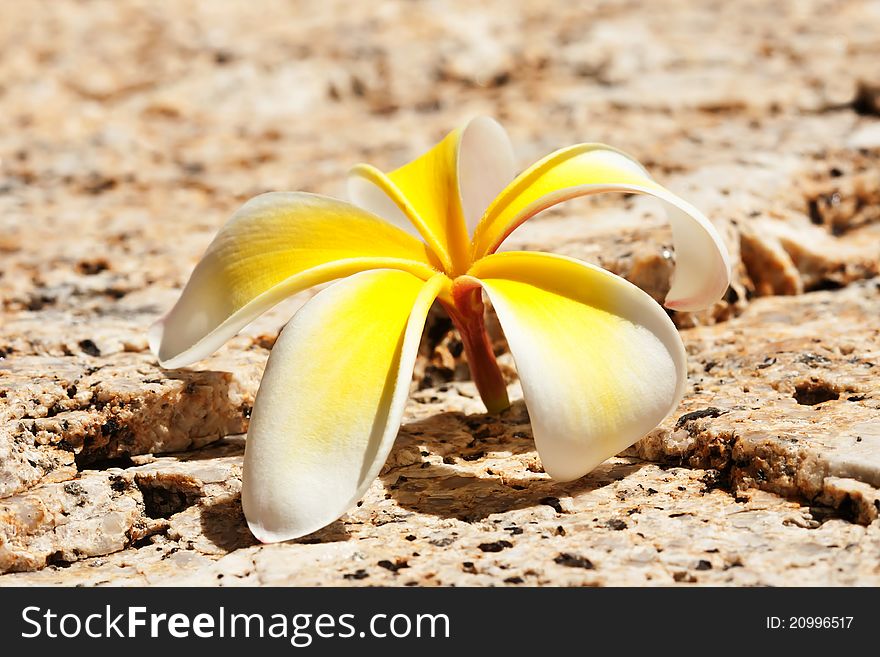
[100,416,121,437]
[78,339,101,357]
[675,407,727,429]
[794,379,840,405]
[696,560,713,570]
[181,161,205,176]
[797,352,832,367]
[109,476,129,493]
[76,259,110,275]
[478,540,513,553]
[213,49,234,65]
[606,519,627,531]
[343,569,369,580]
[63,482,86,496]
[101,417,122,436]
[377,559,409,572]
[539,496,563,513]
[808,198,823,225]
[554,553,594,569]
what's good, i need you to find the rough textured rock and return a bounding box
[1,0,879,585]
[3,286,879,585]
[0,439,246,573]
[0,352,261,498]
[634,281,880,523]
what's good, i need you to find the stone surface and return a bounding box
[1,0,879,585]
[634,281,880,524]
[3,286,879,585]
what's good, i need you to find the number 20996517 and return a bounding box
[766,617,853,629]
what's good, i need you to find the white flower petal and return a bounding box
[471,251,686,481]
[457,116,516,235]
[346,116,516,273]
[472,145,732,311]
[242,269,444,542]
[346,167,423,239]
[150,192,436,369]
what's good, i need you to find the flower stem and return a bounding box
[442,278,510,414]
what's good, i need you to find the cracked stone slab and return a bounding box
[634,280,880,523]
[2,0,880,585]
[1,281,879,583]
[3,441,879,585]
[0,439,247,573]
[0,350,265,499]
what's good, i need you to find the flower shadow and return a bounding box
[199,496,260,552]
[381,400,646,522]
[199,495,352,550]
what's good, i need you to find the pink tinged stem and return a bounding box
[441,277,511,414]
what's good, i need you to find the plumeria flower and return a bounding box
[150,117,730,543]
